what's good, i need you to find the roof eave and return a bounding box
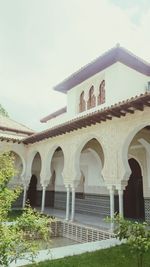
[0,126,35,136]
[40,106,67,123]
[53,46,150,94]
[23,92,150,145]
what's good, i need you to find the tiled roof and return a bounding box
[0,115,34,136]
[0,135,21,143]
[23,92,150,144]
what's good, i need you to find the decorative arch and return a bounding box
[31,152,42,177]
[26,150,42,179]
[27,174,37,207]
[47,145,65,163]
[124,158,145,220]
[87,85,96,109]
[76,134,105,160]
[121,122,150,180]
[7,149,25,177]
[29,150,42,167]
[49,145,65,184]
[87,148,103,176]
[80,147,104,184]
[98,80,105,105]
[128,153,144,176]
[43,144,65,178]
[79,91,86,113]
[74,135,105,181]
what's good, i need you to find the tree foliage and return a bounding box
[0,152,53,267]
[114,215,150,267]
[0,104,9,117]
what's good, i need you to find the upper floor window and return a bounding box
[98,80,105,105]
[79,91,86,113]
[87,86,96,110]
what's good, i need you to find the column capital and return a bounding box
[41,185,47,190]
[40,176,50,188]
[21,176,30,188]
[107,184,116,191]
[70,180,80,189]
[64,183,70,188]
[116,180,128,191]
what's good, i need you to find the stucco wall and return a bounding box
[46,62,149,127]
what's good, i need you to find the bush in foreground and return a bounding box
[0,152,53,267]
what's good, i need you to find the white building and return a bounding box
[1,45,150,224]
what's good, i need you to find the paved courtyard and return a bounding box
[40,208,112,231]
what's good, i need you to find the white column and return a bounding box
[41,186,46,213]
[22,185,27,208]
[71,187,75,221]
[118,189,124,217]
[109,188,115,219]
[65,186,70,220]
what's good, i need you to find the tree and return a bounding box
[0,104,9,117]
[0,152,53,267]
[113,215,150,267]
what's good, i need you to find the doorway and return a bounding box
[124,158,145,220]
[27,175,37,207]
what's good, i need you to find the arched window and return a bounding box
[87,86,96,109]
[98,80,105,105]
[79,91,86,113]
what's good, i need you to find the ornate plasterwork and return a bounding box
[1,107,150,198]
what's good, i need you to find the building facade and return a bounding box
[1,45,150,223]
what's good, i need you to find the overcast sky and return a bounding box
[0,0,150,131]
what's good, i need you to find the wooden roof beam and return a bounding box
[132,103,144,111]
[72,123,83,129]
[112,107,127,116]
[118,110,126,116]
[89,117,101,123]
[54,129,65,135]
[99,116,107,121]
[81,120,93,127]
[144,101,150,107]
[109,110,121,118]
[105,115,112,120]
[65,124,80,132]
[123,108,134,114]
[87,119,97,124]
[69,125,78,131]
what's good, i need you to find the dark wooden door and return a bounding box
[124,158,145,220]
[27,175,37,207]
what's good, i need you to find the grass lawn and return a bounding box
[28,244,150,267]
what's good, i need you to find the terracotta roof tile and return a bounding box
[0,115,35,136]
[23,92,150,144]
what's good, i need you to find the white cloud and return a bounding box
[0,0,150,130]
